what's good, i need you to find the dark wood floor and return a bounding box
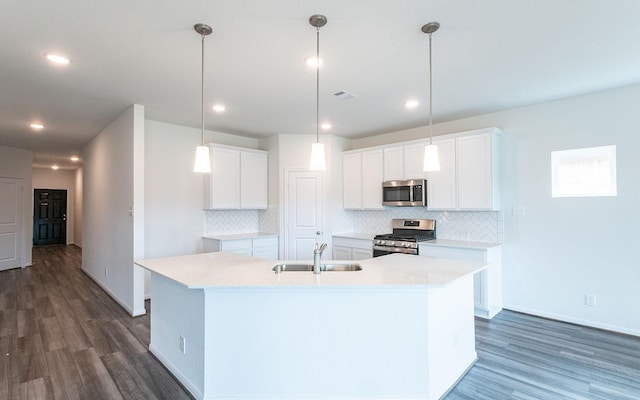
[1,245,639,399]
[0,245,192,400]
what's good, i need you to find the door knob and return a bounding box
[316,231,321,235]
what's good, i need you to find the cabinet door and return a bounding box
[343,152,363,209]
[333,246,352,260]
[403,143,427,180]
[426,138,456,209]
[252,247,278,260]
[351,248,372,260]
[457,133,493,209]
[361,150,384,209]
[383,146,403,181]
[240,151,268,209]
[210,147,241,209]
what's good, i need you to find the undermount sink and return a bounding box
[273,263,362,273]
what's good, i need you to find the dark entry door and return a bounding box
[33,189,67,246]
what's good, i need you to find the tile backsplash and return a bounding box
[333,209,503,243]
[205,207,502,243]
[204,209,279,236]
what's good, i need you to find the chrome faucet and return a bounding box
[313,243,327,274]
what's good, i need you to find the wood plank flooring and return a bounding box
[0,245,192,400]
[1,245,639,399]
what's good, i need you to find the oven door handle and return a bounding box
[372,245,418,255]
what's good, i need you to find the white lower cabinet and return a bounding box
[419,243,502,319]
[332,236,373,260]
[203,236,279,260]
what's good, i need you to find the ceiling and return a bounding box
[2,1,640,170]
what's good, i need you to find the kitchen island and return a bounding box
[135,252,486,400]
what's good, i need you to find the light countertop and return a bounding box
[332,233,376,240]
[203,232,278,241]
[420,239,502,250]
[135,252,486,290]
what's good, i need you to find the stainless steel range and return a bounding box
[373,219,436,257]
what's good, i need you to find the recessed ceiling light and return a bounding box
[305,56,323,68]
[70,156,80,162]
[212,104,226,113]
[405,100,419,109]
[44,53,71,65]
[321,123,332,130]
[30,123,44,130]
[51,165,60,170]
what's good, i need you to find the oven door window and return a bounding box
[383,186,411,202]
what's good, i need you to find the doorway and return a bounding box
[33,189,67,246]
[0,177,23,271]
[284,170,324,259]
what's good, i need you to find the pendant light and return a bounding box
[308,14,327,171]
[422,22,441,172]
[193,23,213,173]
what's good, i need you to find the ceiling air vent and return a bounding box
[333,90,357,100]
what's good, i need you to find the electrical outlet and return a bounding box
[584,294,596,307]
[179,335,186,354]
[512,206,525,216]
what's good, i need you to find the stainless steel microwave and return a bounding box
[382,179,427,207]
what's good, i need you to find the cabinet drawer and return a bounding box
[252,237,278,248]
[220,239,252,251]
[333,237,372,250]
[419,245,486,262]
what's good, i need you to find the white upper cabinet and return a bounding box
[205,144,268,210]
[426,138,457,209]
[361,150,384,209]
[383,146,403,181]
[343,149,383,210]
[383,142,426,181]
[427,128,501,211]
[240,151,268,209]
[343,152,362,209]
[403,142,427,180]
[457,133,496,209]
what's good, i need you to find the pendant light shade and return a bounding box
[423,144,440,172]
[309,142,327,171]
[193,145,211,173]
[193,23,212,173]
[309,14,327,171]
[422,21,440,172]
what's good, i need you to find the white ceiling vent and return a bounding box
[334,91,357,100]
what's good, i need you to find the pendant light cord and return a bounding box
[315,27,320,144]
[428,32,433,145]
[201,32,205,147]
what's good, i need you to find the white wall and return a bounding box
[355,84,640,336]
[0,145,33,266]
[144,120,262,259]
[32,167,76,245]
[268,134,351,258]
[83,105,145,316]
[144,120,263,296]
[74,167,83,247]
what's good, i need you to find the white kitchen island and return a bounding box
[135,252,486,400]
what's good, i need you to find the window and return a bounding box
[551,145,617,197]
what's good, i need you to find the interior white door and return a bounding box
[0,177,23,271]
[286,170,323,260]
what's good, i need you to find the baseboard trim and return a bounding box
[503,304,640,337]
[81,267,146,318]
[149,344,203,400]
